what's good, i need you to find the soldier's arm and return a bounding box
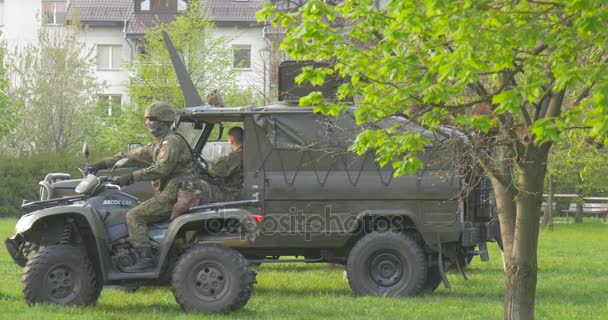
[132,136,181,181]
[208,152,239,177]
[99,144,153,169]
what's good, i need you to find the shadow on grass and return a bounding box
[94,302,258,316]
[254,286,353,297]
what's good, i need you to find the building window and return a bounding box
[233,45,251,69]
[98,95,122,116]
[140,0,150,10]
[178,0,187,11]
[97,45,122,70]
[43,1,67,25]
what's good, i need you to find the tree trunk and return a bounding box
[503,151,547,320]
[488,146,517,267]
[541,175,554,230]
[490,175,517,267]
[575,201,584,224]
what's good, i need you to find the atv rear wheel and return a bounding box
[346,232,427,297]
[172,244,254,313]
[22,245,101,306]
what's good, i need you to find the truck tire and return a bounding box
[423,266,442,293]
[346,232,426,297]
[22,245,101,306]
[172,244,254,313]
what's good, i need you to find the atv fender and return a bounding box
[9,205,111,276]
[15,205,106,240]
[156,208,259,270]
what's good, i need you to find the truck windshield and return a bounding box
[175,120,204,147]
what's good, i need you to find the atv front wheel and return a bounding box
[346,232,427,297]
[172,244,254,313]
[22,245,101,305]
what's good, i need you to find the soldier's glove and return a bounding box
[85,161,107,175]
[114,173,134,187]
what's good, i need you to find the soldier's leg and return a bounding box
[123,196,173,273]
[126,197,173,248]
[198,182,229,204]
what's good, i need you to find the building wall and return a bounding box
[0,1,270,107]
[216,25,271,105]
[77,26,133,104]
[1,0,43,52]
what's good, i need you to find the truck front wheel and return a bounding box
[22,245,101,306]
[346,232,427,297]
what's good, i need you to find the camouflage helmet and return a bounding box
[144,102,176,122]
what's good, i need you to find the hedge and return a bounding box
[0,153,82,217]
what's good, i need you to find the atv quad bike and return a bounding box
[5,172,262,313]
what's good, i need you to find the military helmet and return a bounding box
[145,102,176,122]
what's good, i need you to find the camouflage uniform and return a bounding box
[200,147,243,203]
[103,133,197,248]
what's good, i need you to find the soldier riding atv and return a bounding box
[4,102,262,313]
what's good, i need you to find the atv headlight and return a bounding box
[75,174,98,194]
[15,214,36,234]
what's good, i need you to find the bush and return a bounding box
[0,153,82,217]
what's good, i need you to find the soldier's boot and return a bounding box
[123,247,155,273]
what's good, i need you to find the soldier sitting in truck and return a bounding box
[205,126,244,202]
[170,126,244,220]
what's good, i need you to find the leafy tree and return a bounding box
[0,42,17,142]
[260,1,608,319]
[127,0,236,109]
[89,0,244,153]
[81,100,150,156]
[546,131,608,212]
[4,22,102,154]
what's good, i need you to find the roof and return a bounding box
[203,0,266,22]
[68,0,132,22]
[125,13,178,36]
[69,0,267,25]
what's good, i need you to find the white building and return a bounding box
[0,0,274,108]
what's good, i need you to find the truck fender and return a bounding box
[351,209,420,233]
[350,209,446,248]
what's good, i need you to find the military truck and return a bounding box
[9,32,500,298]
[169,103,498,296]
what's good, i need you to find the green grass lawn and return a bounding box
[0,218,606,319]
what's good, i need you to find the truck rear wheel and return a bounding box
[172,244,254,313]
[423,266,442,293]
[346,232,426,297]
[22,245,101,306]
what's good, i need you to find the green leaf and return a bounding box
[300,92,324,106]
[393,155,424,176]
[454,115,498,133]
[531,118,561,144]
[492,90,524,115]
